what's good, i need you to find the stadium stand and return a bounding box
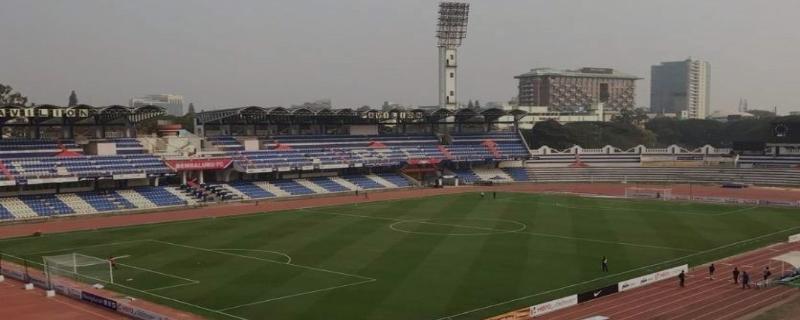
[526,167,800,185]
[450,168,480,184]
[19,195,74,217]
[76,191,135,212]
[308,177,351,193]
[343,175,385,190]
[133,187,188,207]
[227,181,276,199]
[271,180,316,195]
[472,168,514,182]
[739,154,800,168]
[0,204,13,220]
[503,167,529,181]
[376,173,413,188]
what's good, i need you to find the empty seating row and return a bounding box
[227,181,276,199]
[503,167,529,181]
[376,173,412,187]
[450,169,480,184]
[343,175,384,189]
[77,191,136,212]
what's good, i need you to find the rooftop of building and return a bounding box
[515,67,641,80]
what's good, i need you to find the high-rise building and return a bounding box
[650,58,711,119]
[514,67,639,111]
[129,94,184,116]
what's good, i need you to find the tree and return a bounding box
[613,107,649,126]
[187,103,196,115]
[0,83,30,106]
[68,90,78,107]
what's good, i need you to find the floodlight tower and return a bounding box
[436,2,470,110]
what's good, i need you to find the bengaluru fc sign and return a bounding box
[165,158,233,171]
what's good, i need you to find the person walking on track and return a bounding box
[733,266,740,284]
[678,270,686,287]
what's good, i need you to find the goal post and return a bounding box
[43,253,114,286]
[624,187,673,200]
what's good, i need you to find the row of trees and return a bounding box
[524,115,799,150]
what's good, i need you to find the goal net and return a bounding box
[625,187,672,200]
[43,253,115,285]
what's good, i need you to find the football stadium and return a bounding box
[0,103,799,320]
[3,2,800,320]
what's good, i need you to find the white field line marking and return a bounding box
[25,239,152,256]
[148,240,375,281]
[112,254,131,260]
[216,278,376,311]
[432,224,800,320]
[555,202,755,217]
[3,253,247,320]
[116,262,199,284]
[715,206,758,216]
[144,281,202,292]
[308,208,696,253]
[213,248,292,264]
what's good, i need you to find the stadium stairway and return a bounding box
[226,181,276,199]
[270,180,316,196]
[503,167,529,181]
[115,189,158,209]
[253,181,291,197]
[164,187,199,206]
[366,175,399,188]
[294,179,330,194]
[133,187,188,207]
[0,197,37,219]
[450,169,480,184]
[56,194,98,214]
[309,177,351,192]
[472,168,514,182]
[19,195,74,217]
[343,175,384,190]
[219,184,255,200]
[377,173,412,187]
[330,177,359,191]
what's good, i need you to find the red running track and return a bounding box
[537,242,800,320]
[0,277,125,320]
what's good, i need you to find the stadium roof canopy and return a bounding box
[0,104,166,126]
[195,106,529,125]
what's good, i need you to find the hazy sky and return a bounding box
[2,0,799,113]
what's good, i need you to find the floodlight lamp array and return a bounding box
[436,2,470,47]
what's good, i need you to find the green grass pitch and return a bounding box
[2,192,800,320]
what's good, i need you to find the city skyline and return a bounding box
[1,0,799,114]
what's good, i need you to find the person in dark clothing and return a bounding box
[742,271,751,289]
[493,192,496,199]
[733,267,740,284]
[763,266,772,282]
[601,256,609,272]
[708,263,716,280]
[678,270,685,287]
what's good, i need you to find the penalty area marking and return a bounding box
[212,249,292,264]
